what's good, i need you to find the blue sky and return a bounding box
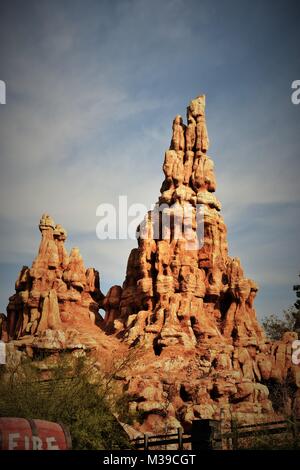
[0,0,299,320]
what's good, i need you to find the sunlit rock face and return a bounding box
[100,95,299,432]
[5,213,110,352]
[104,95,265,351]
[4,95,300,433]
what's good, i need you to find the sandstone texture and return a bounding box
[4,214,120,358]
[3,95,300,434]
[100,95,300,432]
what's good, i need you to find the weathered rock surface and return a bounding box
[4,95,300,434]
[104,96,265,352]
[4,214,124,360]
[100,95,300,432]
[6,213,104,341]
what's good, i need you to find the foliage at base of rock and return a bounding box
[0,355,131,450]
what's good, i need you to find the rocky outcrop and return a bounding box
[104,96,265,353]
[100,95,299,432]
[102,97,265,348]
[4,94,300,434]
[6,214,104,343]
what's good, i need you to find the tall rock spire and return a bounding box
[4,95,299,432]
[104,95,265,352]
[100,95,299,432]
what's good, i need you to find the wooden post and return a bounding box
[220,408,226,450]
[191,419,219,450]
[291,414,298,449]
[178,427,183,450]
[144,434,149,450]
[231,419,238,450]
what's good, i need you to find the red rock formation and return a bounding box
[101,95,299,431]
[4,95,300,434]
[103,96,265,351]
[6,214,104,348]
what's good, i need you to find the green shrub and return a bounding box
[262,308,296,340]
[0,354,131,450]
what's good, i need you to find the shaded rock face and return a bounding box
[6,214,104,341]
[0,313,8,342]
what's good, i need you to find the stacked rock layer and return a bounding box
[102,95,300,430]
[2,95,300,433]
[105,96,266,354]
[3,214,119,354]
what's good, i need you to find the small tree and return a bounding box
[262,307,296,340]
[262,273,300,340]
